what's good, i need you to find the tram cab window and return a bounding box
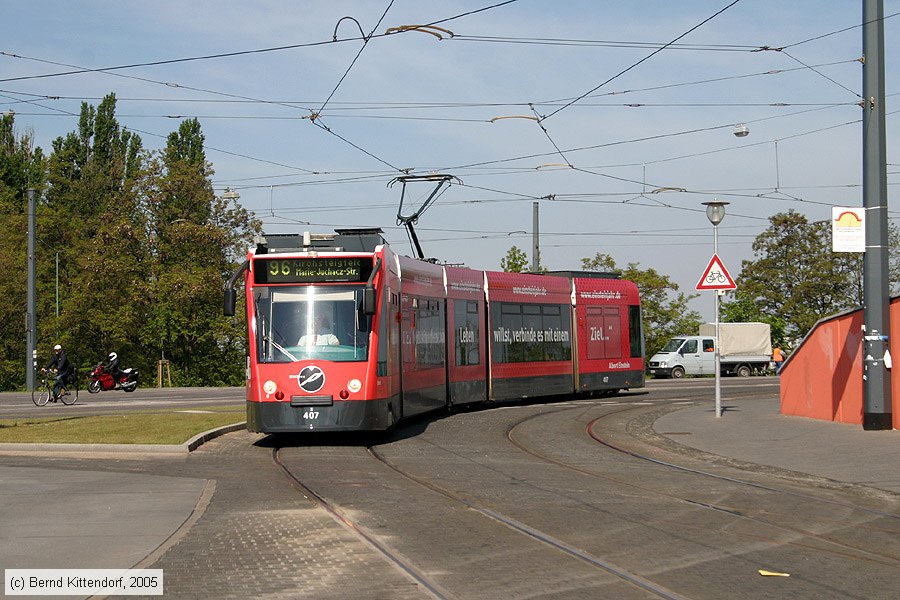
[253,286,370,363]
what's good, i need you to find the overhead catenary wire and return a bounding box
[2,48,868,184]
[205,100,879,200]
[781,9,900,49]
[314,2,395,117]
[449,35,759,51]
[2,57,861,110]
[4,3,889,256]
[0,1,522,84]
[541,0,744,121]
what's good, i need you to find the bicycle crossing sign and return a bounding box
[696,254,736,290]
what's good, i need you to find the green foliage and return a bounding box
[720,294,788,348]
[0,114,45,389]
[0,100,260,390]
[500,245,530,273]
[724,210,900,346]
[582,253,702,358]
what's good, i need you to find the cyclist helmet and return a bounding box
[109,352,117,361]
[53,344,62,352]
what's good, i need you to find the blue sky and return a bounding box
[2,1,898,320]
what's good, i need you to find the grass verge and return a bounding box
[0,409,245,445]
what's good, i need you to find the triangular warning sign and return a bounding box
[696,254,737,290]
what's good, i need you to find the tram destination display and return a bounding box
[254,257,372,284]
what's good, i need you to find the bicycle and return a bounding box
[32,368,79,406]
[706,271,727,284]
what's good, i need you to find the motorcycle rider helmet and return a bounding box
[53,344,62,352]
[108,352,117,361]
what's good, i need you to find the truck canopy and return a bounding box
[699,322,772,356]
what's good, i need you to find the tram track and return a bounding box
[271,445,454,600]
[268,389,899,599]
[366,442,691,600]
[272,431,691,600]
[505,401,900,569]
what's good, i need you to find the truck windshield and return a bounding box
[660,338,685,353]
[253,285,370,363]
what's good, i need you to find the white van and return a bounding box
[648,323,772,378]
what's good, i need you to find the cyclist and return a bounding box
[42,344,74,401]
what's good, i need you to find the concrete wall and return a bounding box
[780,300,900,429]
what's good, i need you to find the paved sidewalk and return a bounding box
[0,465,209,571]
[654,395,900,494]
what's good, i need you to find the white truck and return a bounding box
[648,322,772,378]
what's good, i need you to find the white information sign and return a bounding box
[832,207,865,252]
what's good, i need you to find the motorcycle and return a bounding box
[87,363,139,393]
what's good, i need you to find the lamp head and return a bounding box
[733,123,749,137]
[702,201,729,226]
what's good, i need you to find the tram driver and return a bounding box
[298,313,340,346]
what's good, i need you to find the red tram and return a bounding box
[224,229,644,433]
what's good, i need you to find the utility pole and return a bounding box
[862,0,892,430]
[532,201,540,273]
[26,188,36,391]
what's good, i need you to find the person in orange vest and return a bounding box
[772,346,785,373]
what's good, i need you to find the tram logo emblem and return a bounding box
[292,365,326,393]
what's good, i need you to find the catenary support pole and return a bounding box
[862,0,892,430]
[26,188,36,391]
[532,201,540,273]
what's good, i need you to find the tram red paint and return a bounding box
[228,230,644,433]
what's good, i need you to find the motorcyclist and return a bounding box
[42,344,74,400]
[103,351,122,382]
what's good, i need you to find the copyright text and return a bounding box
[5,569,163,596]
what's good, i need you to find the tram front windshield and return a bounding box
[253,286,370,363]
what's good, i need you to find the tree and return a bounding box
[500,245,529,273]
[0,113,45,389]
[0,98,262,391]
[720,293,788,348]
[725,210,900,346]
[582,253,701,358]
[42,94,150,378]
[143,118,260,385]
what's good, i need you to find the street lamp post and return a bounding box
[703,201,728,417]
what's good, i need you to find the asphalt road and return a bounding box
[0,386,245,419]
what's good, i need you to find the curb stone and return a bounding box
[0,422,247,455]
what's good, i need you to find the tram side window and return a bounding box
[629,305,644,359]
[491,302,571,363]
[376,289,391,376]
[415,298,446,366]
[455,300,480,366]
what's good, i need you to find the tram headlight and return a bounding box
[263,380,277,395]
[347,379,362,393]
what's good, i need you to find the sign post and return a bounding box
[697,254,737,417]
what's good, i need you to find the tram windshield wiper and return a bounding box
[265,335,298,362]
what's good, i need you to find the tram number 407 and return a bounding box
[303,411,320,419]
